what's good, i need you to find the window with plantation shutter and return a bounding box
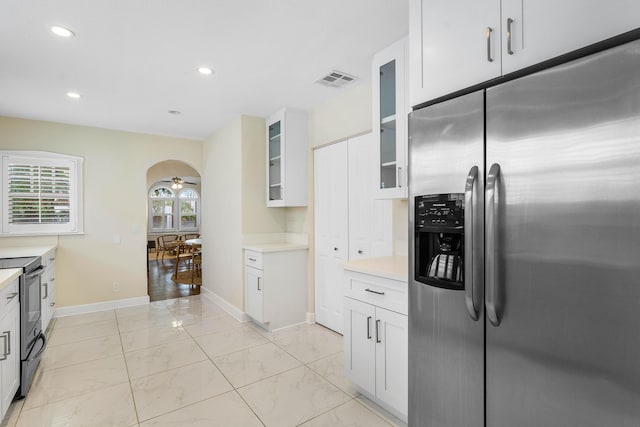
[1,151,83,235]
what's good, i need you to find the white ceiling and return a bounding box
[0,1,408,140]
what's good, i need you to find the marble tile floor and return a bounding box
[0,295,407,427]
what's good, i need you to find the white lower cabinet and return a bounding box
[0,279,20,420]
[343,271,408,421]
[243,248,307,331]
[244,266,264,323]
[41,248,56,332]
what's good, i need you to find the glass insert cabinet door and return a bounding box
[379,59,397,190]
[268,120,282,202]
[373,37,408,199]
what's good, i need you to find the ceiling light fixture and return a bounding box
[171,177,184,189]
[66,92,81,99]
[51,26,75,38]
[198,67,213,75]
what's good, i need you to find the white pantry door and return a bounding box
[314,141,348,333]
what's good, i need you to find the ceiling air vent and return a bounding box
[314,70,359,88]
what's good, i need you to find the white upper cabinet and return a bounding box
[410,0,501,106]
[266,108,308,207]
[501,0,640,74]
[373,37,409,199]
[411,0,640,106]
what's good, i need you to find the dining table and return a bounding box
[184,238,202,249]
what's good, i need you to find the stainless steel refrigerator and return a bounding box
[408,38,640,426]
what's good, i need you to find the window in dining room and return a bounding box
[179,188,199,230]
[148,185,200,232]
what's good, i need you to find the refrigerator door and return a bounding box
[408,91,484,427]
[485,39,640,426]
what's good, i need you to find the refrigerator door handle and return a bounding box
[464,166,481,321]
[486,163,502,326]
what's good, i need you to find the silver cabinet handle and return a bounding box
[248,257,257,262]
[257,277,261,291]
[49,257,55,262]
[357,250,363,254]
[42,282,48,300]
[6,292,18,303]
[50,278,55,282]
[397,167,402,188]
[486,163,502,326]
[334,247,338,251]
[0,333,6,361]
[486,27,494,62]
[50,302,56,307]
[365,288,385,296]
[5,331,10,356]
[367,316,372,339]
[507,18,514,55]
[464,166,481,321]
[375,319,381,343]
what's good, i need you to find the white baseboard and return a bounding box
[54,296,150,318]
[306,312,316,324]
[199,286,249,323]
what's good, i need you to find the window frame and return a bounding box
[148,185,200,233]
[1,151,84,236]
[178,188,200,232]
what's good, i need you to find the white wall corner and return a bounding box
[54,296,150,318]
[200,286,249,323]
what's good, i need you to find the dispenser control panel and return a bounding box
[415,195,464,229]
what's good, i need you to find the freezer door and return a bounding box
[408,91,484,427]
[485,39,640,426]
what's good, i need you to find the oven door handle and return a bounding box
[26,265,45,279]
[26,333,47,363]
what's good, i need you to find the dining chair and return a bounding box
[156,234,179,260]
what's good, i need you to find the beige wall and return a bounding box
[201,115,285,310]
[0,116,203,307]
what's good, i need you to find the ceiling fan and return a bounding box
[159,176,198,189]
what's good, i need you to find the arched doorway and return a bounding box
[146,160,202,302]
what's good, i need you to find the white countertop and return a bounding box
[243,242,309,253]
[0,245,56,259]
[342,256,409,282]
[0,269,21,291]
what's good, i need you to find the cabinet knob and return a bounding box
[334,247,338,251]
[358,250,363,254]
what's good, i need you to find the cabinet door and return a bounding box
[348,134,392,261]
[267,112,284,205]
[344,297,376,396]
[0,303,20,415]
[502,0,640,74]
[373,38,408,199]
[375,307,408,417]
[314,141,349,333]
[245,266,264,323]
[410,0,502,106]
[41,269,54,332]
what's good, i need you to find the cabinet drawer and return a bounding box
[0,278,19,311]
[344,271,408,316]
[244,250,263,269]
[42,248,56,268]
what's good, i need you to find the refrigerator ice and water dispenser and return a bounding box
[414,194,465,290]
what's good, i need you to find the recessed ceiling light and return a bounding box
[197,67,213,75]
[51,26,75,38]
[66,92,81,99]
[168,110,181,115]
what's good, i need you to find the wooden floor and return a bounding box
[147,255,200,302]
